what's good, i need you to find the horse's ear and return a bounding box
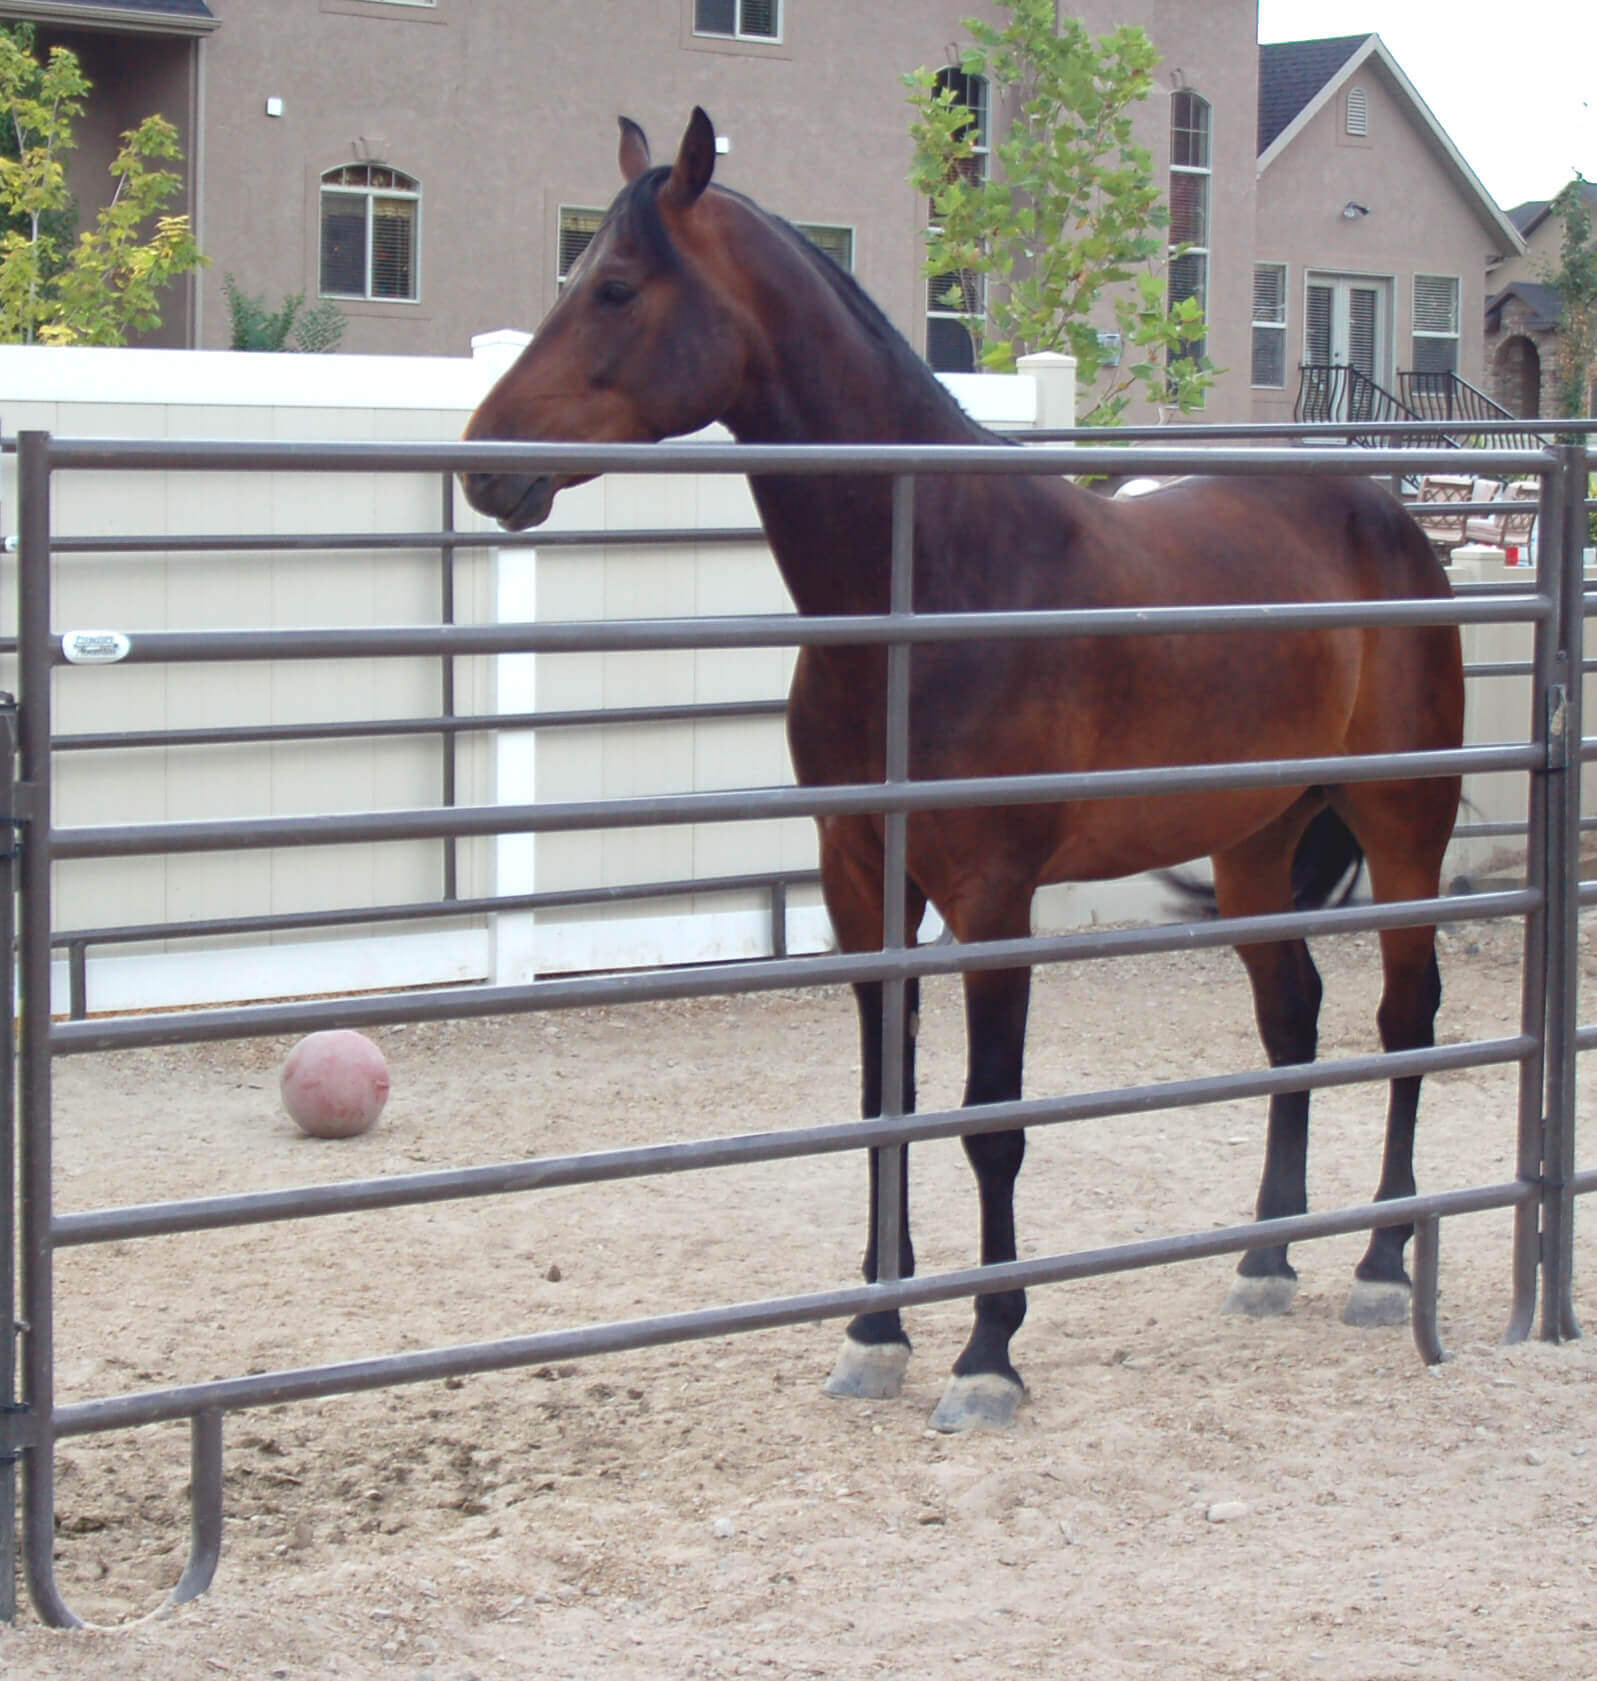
[659,107,716,210]
[618,116,650,183]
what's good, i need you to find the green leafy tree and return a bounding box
[1541,176,1596,426]
[223,273,346,353]
[906,0,1215,425]
[0,23,204,345]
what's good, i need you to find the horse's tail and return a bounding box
[1161,807,1366,918]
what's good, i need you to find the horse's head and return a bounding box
[461,109,746,530]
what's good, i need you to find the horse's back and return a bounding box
[1087,473,1449,610]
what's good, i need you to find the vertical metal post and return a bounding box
[873,475,915,1287]
[439,472,460,902]
[1540,444,1586,1342]
[1506,460,1561,1342]
[0,694,19,1624]
[15,434,77,1626]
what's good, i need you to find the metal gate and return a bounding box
[3,425,1594,1626]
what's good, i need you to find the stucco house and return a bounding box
[1484,182,1597,418]
[1,3,1525,430]
[1250,32,1524,427]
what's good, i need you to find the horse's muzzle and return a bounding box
[458,471,558,531]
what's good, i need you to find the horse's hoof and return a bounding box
[1341,1279,1411,1328]
[1221,1274,1298,1317]
[928,1372,1025,1433]
[822,1336,909,1400]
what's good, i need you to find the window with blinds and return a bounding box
[319,164,419,301]
[796,224,853,271]
[694,0,779,40]
[1167,90,1211,379]
[557,207,606,288]
[1252,263,1287,387]
[1345,86,1369,136]
[1411,274,1460,374]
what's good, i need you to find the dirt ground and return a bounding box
[3,913,1596,1680]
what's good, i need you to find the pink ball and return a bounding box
[280,1030,391,1138]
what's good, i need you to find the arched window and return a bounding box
[1345,86,1369,136]
[320,164,420,301]
[924,66,989,374]
[1168,90,1210,369]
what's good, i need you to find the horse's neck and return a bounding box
[718,235,995,615]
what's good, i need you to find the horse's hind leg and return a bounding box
[818,819,927,1401]
[1211,808,1325,1316]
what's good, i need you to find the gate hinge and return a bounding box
[1546,684,1571,771]
[0,781,38,857]
[0,1400,34,1464]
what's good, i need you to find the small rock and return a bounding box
[1526,1449,1546,1466]
[712,1516,736,1539]
[545,1263,562,1283]
[1206,1500,1249,1524]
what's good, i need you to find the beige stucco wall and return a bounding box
[1251,56,1511,423]
[159,1,1258,417]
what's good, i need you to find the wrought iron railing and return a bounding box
[1293,363,1430,444]
[1397,370,1550,452]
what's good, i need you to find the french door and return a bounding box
[1304,273,1392,420]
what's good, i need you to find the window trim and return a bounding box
[692,0,781,43]
[1252,261,1288,389]
[318,163,422,304]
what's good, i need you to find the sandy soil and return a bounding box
[3,913,1596,1680]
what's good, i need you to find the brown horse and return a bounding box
[461,110,1464,1432]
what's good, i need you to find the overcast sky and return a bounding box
[1255,1,1595,211]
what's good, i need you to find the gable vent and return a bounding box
[1346,86,1369,136]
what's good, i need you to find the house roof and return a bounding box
[1508,180,1597,241]
[1487,280,1563,333]
[0,0,217,34]
[1257,33,1525,258]
[1257,35,1369,155]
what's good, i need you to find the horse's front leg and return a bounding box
[818,819,927,1402]
[822,975,922,1399]
[930,962,1032,1433]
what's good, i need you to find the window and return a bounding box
[319,164,419,301]
[1168,90,1211,366]
[1252,263,1287,387]
[796,224,853,271]
[558,206,605,288]
[924,67,988,373]
[1345,86,1369,136]
[694,0,778,40]
[1411,274,1460,375]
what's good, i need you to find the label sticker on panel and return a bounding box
[61,630,132,665]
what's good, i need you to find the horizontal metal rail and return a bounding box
[46,1177,1536,1441]
[52,697,788,754]
[44,741,1544,861]
[47,886,1538,1055]
[47,591,1548,667]
[52,867,820,953]
[52,1032,1535,1249]
[31,524,764,556]
[37,436,1558,479]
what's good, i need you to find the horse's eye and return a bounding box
[594,279,635,307]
